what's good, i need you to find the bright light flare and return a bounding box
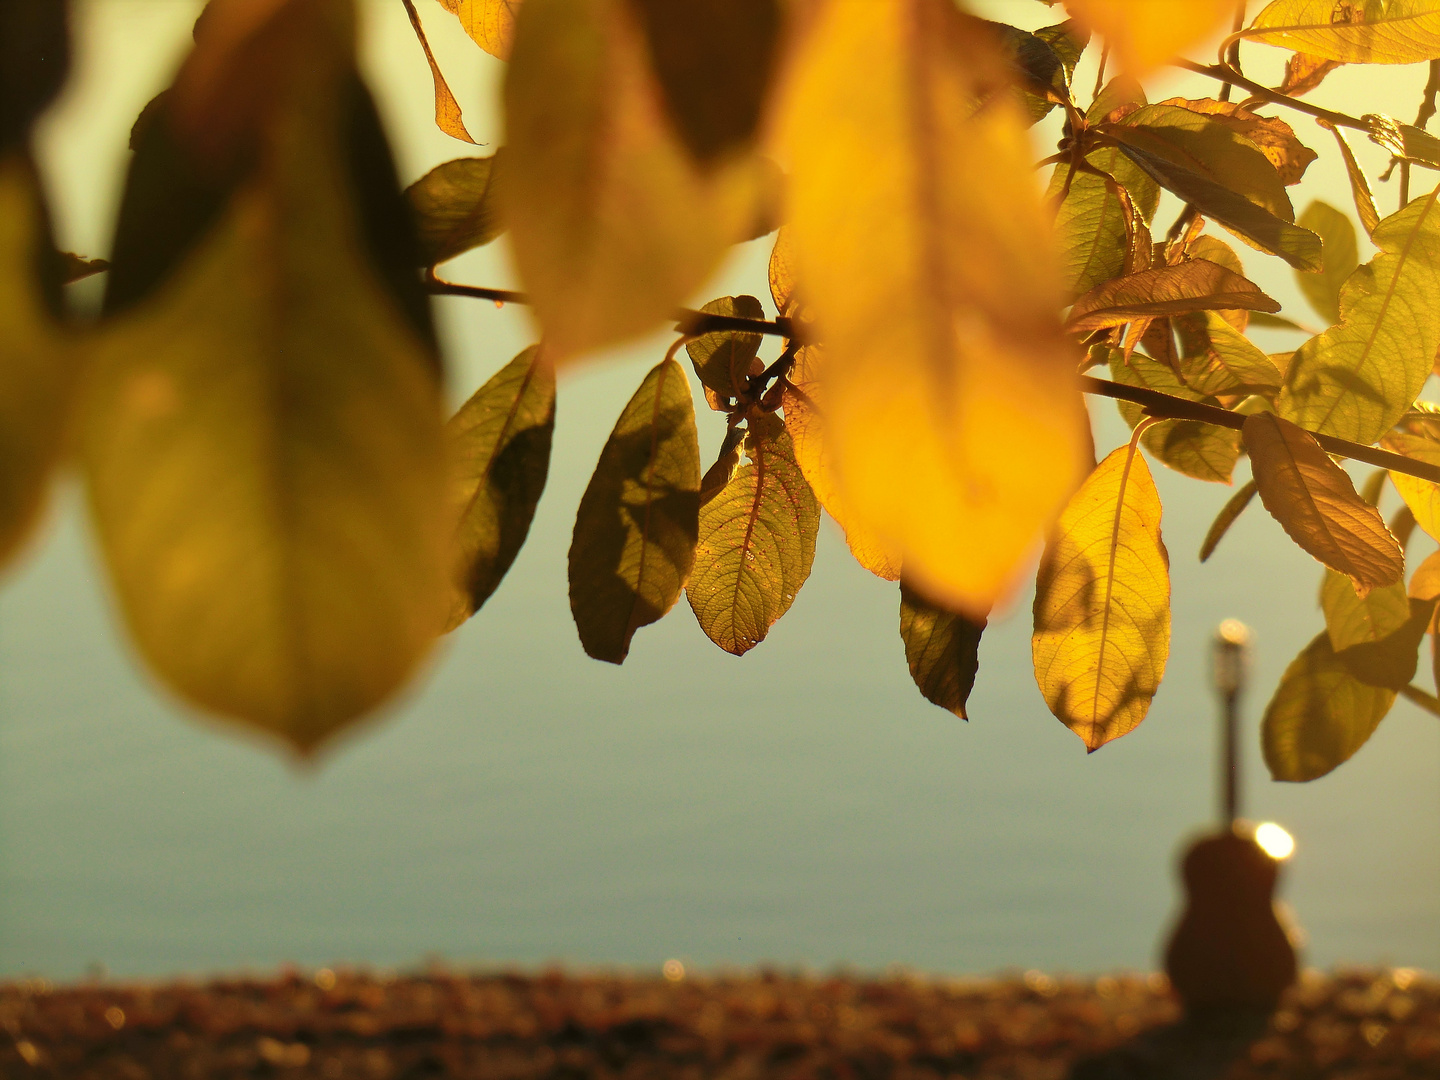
[1255,822,1295,860]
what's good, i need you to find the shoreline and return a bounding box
[2,965,1434,1077]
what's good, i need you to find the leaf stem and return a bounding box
[1400,683,1440,717]
[1079,376,1440,484]
[1174,58,1370,132]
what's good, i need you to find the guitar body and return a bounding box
[1164,829,1298,1013]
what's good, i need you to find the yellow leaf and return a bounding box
[1046,147,1161,299]
[1109,352,1241,483]
[402,0,477,143]
[1295,200,1358,325]
[1199,479,1258,561]
[1033,444,1171,751]
[440,0,520,60]
[1243,0,1440,64]
[568,357,700,663]
[686,418,818,655]
[1155,97,1317,185]
[1318,119,1381,238]
[780,345,901,581]
[445,346,555,631]
[775,0,1088,616]
[1277,51,1343,97]
[502,0,762,359]
[900,581,986,721]
[686,296,764,400]
[1064,0,1234,72]
[405,154,504,267]
[1408,548,1440,632]
[1262,631,1396,782]
[1277,186,1440,445]
[80,3,450,753]
[1066,259,1279,334]
[1320,569,1409,651]
[0,155,74,570]
[768,226,798,317]
[1380,431,1440,540]
[1243,413,1404,595]
[1172,310,1285,395]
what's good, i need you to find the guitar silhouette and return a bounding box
[1163,621,1298,1014]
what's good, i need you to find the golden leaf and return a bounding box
[900,581,986,721]
[1320,569,1409,651]
[568,357,700,663]
[81,2,450,753]
[403,0,477,143]
[445,346,555,630]
[1066,259,1279,335]
[1243,0,1440,64]
[1033,444,1171,751]
[1380,431,1440,541]
[1243,413,1404,595]
[440,0,520,60]
[1155,97,1317,185]
[775,0,1087,616]
[1294,200,1358,325]
[1277,51,1343,97]
[686,418,819,655]
[1064,0,1235,72]
[1199,479,1258,561]
[1109,351,1241,483]
[501,0,763,359]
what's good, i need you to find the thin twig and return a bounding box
[1217,0,1247,104]
[1400,684,1440,718]
[1080,376,1440,484]
[1174,59,1370,131]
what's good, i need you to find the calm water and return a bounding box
[2,1,1437,981]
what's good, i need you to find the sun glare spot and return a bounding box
[662,959,685,982]
[1255,822,1295,860]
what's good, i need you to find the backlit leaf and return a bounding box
[1155,97,1317,185]
[1047,147,1161,298]
[1320,569,1409,651]
[0,0,68,150]
[1110,351,1241,483]
[990,20,1084,126]
[1244,0,1440,64]
[1033,444,1171,751]
[1101,105,1321,269]
[776,0,1088,615]
[1066,259,1279,334]
[0,155,74,570]
[686,417,818,655]
[1295,200,1358,324]
[1407,549,1440,632]
[686,295,764,399]
[1379,431,1440,540]
[406,154,504,267]
[1200,479,1258,561]
[1319,119,1381,237]
[445,345,555,630]
[900,581,986,720]
[1366,112,1440,168]
[502,0,763,358]
[780,344,901,580]
[439,0,519,60]
[627,0,781,165]
[769,226,798,316]
[1244,412,1404,594]
[1064,0,1233,73]
[568,357,700,663]
[1337,595,1434,688]
[1277,51,1343,97]
[1277,186,1440,445]
[81,0,450,753]
[1262,631,1396,783]
[1173,310,1285,395]
[403,0,476,143]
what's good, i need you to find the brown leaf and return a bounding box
[1155,97,1317,185]
[402,0,477,144]
[1243,412,1404,596]
[1277,52,1342,98]
[1065,259,1280,335]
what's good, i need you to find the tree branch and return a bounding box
[1174,59,1370,132]
[1400,684,1440,718]
[1080,376,1440,484]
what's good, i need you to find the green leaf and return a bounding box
[1262,631,1396,783]
[1244,0,1440,64]
[1295,200,1358,325]
[502,0,766,357]
[445,345,555,630]
[1320,569,1409,652]
[627,0,781,165]
[1320,119,1381,238]
[406,154,504,267]
[1277,186,1440,446]
[1199,479,1258,561]
[900,580,986,720]
[1101,105,1321,269]
[569,356,700,663]
[80,2,450,753]
[1066,259,1279,334]
[989,20,1083,126]
[0,0,68,151]
[1046,147,1161,298]
[686,417,818,655]
[0,154,74,570]
[1244,412,1404,595]
[1173,310,1285,395]
[685,295,764,399]
[1110,351,1241,483]
[1033,444,1171,751]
